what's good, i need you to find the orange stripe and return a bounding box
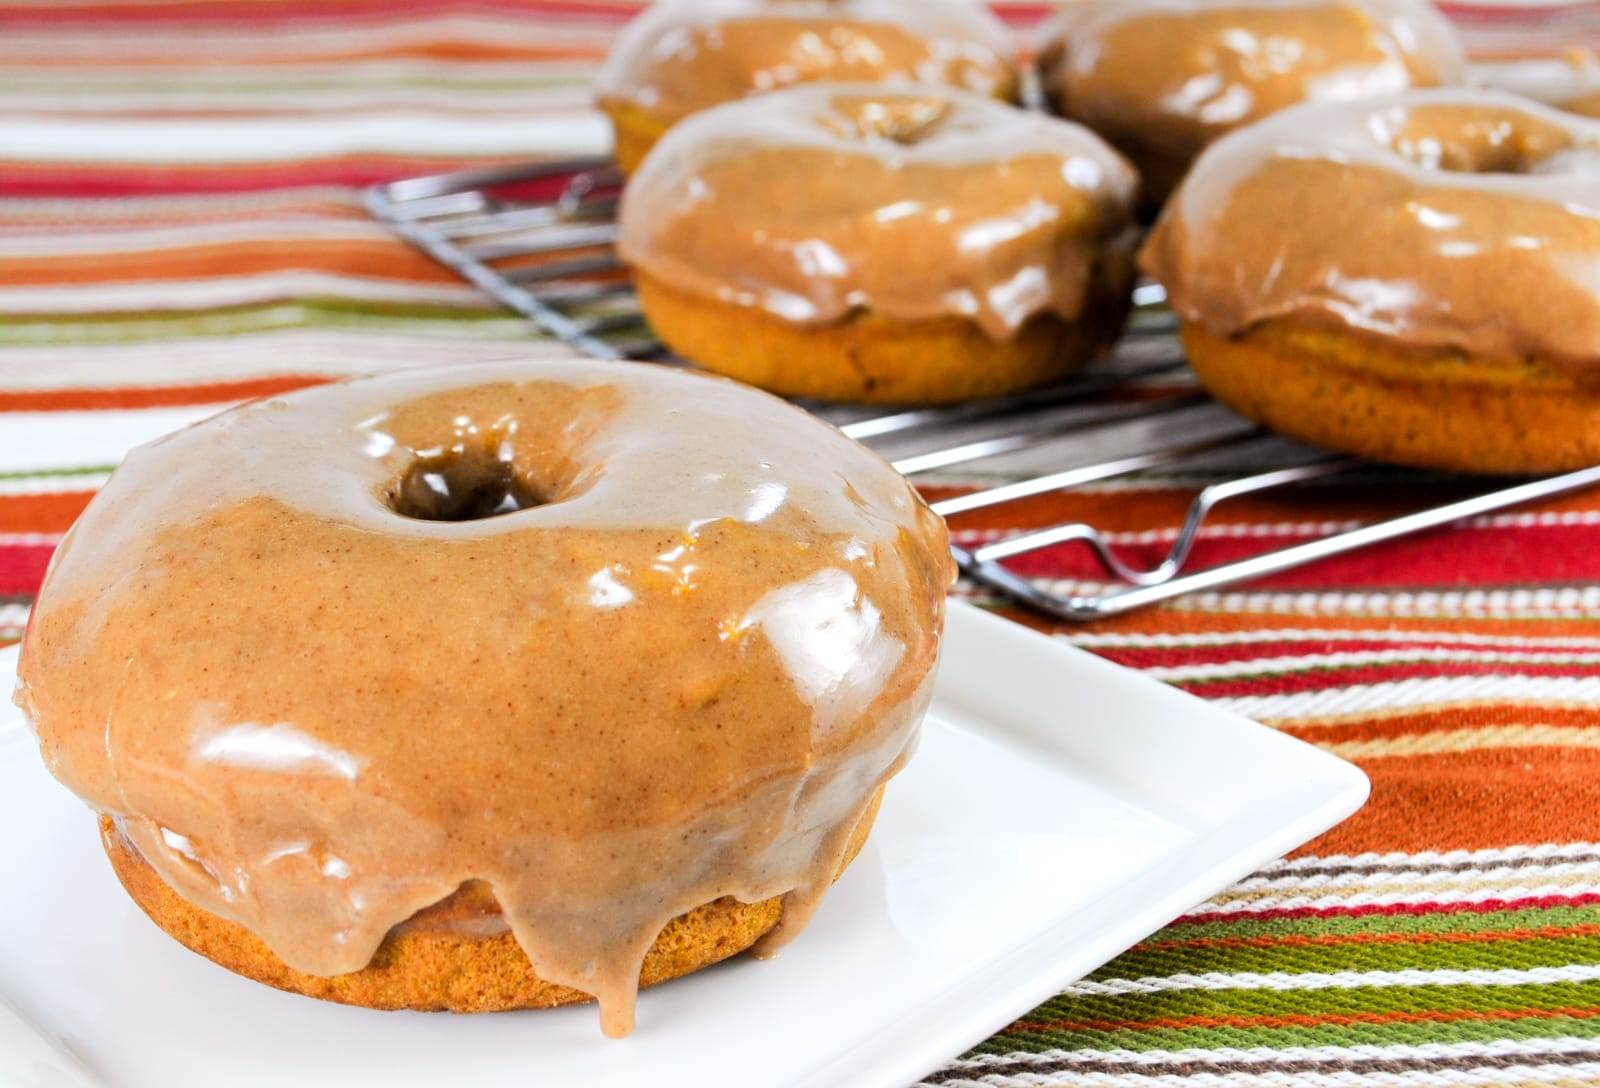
[1282,705,1600,746]
[0,238,456,286]
[0,375,325,413]
[988,606,1600,642]
[0,492,94,534]
[1136,924,1600,954]
[1299,748,1600,858]
[1007,1004,1600,1035]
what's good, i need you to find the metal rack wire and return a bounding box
[366,157,1600,621]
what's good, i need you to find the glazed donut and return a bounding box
[1142,89,1600,475]
[618,84,1139,404]
[595,0,1019,173]
[17,358,954,1037]
[1038,0,1464,206]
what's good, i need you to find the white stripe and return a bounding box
[937,1038,1600,1073]
[0,217,393,255]
[1225,858,1600,894]
[0,58,594,89]
[0,408,222,474]
[0,188,366,221]
[1264,843,1600,873]
[0,534,61,548]
[1145,649,1600,682]
[929,1062,1600,1087]
[0,273,496,319]
[0,473,109,497]
[1193,883,1600,915]
[0,334,575,392]
[1211,676,1600,720]
[0,112,609,161]
[1019,579,1600,620]
[0,91,593,117]
[0,19,614,62]
[1066,630,1600,651]
[1063,963,1600,997]
[0,603,28,631]
[1222,864,1600,896]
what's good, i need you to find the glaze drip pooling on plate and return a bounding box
[1143,89,1600,366]
[593,0,1018,126]
[15,359,954,1037]
[616,82,1140,340]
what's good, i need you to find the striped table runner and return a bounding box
[5,3,1600,1085]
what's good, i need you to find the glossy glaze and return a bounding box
[617,83,1139,340]
[16,358,954,1037]
[1142,90,1600,365]
[594,0,1017,127]
[1039,0,1463,188]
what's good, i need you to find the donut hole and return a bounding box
[1380,105,1576,174]
[388,446,544,522]
[818,95,952,145]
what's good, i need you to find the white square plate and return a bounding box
[0,601,1368,1088]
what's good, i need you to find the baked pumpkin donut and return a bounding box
[1142,90,1600,475]
[1038,0,1464,206]
[618,84,1139,404]
[595,0,1019,173]
[17,358,954,1036]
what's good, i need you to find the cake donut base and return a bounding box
[100,787,884,1014]
[1182,321,1600,475]
[637,274,1126,405]
[603,100,673,175]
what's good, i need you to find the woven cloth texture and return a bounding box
[5,2,1600,1085]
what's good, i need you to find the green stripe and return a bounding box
[1020,980,1600,1026]
[1092,934,1600,981]
[0,299,534,346]
[0,464,113,481]
[1148,903,1600,943]
[973,1012,1600,1057]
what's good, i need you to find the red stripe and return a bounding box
[1171,660,1600,698]
[1096,639,1600,671]
[0,2,1056,28]
[1177,893,1600,926]
[997,522,1600,592]
[0,375,327,414]
[0,544,53,597]
[0,0,643,26]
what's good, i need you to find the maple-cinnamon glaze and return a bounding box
[16,358,954,1036]
[1039,0,1465,204]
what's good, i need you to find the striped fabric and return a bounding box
[5,3,1600,1085]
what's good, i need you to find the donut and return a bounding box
[1141,90,1600,475]
[1038,0,1464,207]
[595,0,1019,173]
[17,358,954,1037]
[617,84,1139,405]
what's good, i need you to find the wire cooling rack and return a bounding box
[365,157,1600,622]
